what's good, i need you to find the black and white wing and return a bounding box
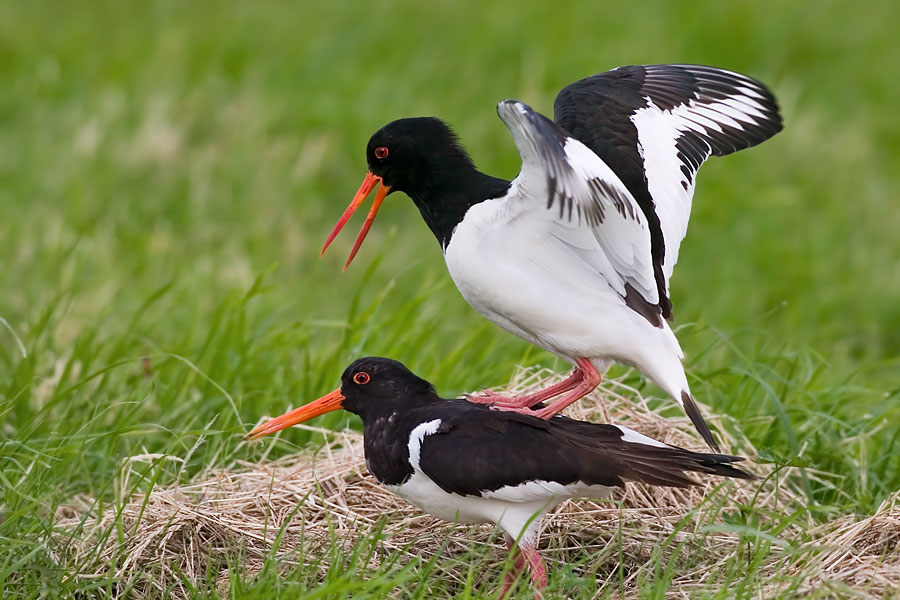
[416,410,626,499]
[496,99,665,326]
[554,64,782,304]
[415,405,753,499]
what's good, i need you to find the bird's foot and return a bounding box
[489,404,555,420]
[464,389,517,406]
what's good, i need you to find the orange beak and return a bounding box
[243,389,344,441]
[321,171,391,270]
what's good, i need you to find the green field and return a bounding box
[2,1,899,597]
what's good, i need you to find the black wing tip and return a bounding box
[681,391,720,452]
[659,285,674,321]
[611,444,757,488]
[623,283,666,328]
[695,453,759,481]
[645,63,784,142]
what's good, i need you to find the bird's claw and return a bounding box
[463,389,513,406]
[489,404,555,420]
[490,404,536,415]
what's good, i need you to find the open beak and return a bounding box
[243,388,344,441]
[321,171,391,270]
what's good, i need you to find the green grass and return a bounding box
[1,0,899,597]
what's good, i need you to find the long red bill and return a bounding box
[243,388,344,441]
[320,171,391,270]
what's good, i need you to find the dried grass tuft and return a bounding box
[52,367,894,598]
[803,491,900,596]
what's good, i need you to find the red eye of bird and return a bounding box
[353,371,371,385]
[374,146,389,159]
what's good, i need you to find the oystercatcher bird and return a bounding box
[321,64,782,452]
[245,357,755,595]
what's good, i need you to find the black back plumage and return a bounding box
[340,358,754,497]
[414,402,752,496]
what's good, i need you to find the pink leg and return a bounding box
[521,541,548,592]
[493,358,603,420]
[498,536,548,599]
[466,368,584,409]
[498,535,527,599]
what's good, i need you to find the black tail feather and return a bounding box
[681,391,720,452]
[689,452,757,481]
[502,410,755,490]
[618,447,756,488]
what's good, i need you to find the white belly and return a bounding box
[444,200,678,367]
[389,471,563,544]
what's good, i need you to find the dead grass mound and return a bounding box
[53,368,895,598]
[806,492,900,596]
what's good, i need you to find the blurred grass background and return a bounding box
[1,0,899,597]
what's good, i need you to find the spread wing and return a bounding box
[554,64,783,290]
[496,99,665,326]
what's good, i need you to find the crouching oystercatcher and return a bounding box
[245,357,754,596]
[320,64,783,452]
